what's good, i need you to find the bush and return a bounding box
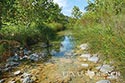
[0,23,40,46]
[72,20,125,78]
[0,44,5,55]
[37,24,56,41]
[46,22,64,31]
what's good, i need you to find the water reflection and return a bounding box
[60,36,73,52]
[51,35,74,57]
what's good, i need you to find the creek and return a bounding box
[51,35,75,57]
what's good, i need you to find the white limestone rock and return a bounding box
[96,80,110,83]
[85,70,95,79]
[21,73,31,78]
[14,70,21,76]
[88,56,99,63]
[81,64,89,68]
[21,73,33,83]
[22,76,33,83]
[29,53,39,61]
[107,71,120,80]
[79,43,88,50]
[96,65,114,73]
[80,54,91,58]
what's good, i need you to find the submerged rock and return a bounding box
[64,50,74,57]
[59,58,72,63]
[96,80,110,83]
[51,50,57,56]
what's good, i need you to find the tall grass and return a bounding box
[72,22,125,78]
[71,0,125,78]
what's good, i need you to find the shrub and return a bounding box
[72,19,125,78]
[46,22,64,31]
[0,44,5,55]
[0,23,40,46]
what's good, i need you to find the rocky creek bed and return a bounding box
[0,43,124,83]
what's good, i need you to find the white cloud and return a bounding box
[53,0,67,7]
[61,9,71,16]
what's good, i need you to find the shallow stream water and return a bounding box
[51,35,74,57]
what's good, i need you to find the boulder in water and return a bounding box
[64,51,73,56]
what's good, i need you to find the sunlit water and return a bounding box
[60,36,73,52]
[52,36,74,57]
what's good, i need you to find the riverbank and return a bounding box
[0,42,124,83]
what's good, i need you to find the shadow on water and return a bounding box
[51,35,75,57]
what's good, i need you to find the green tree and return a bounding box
[0,0,65,45]
[71,6,82,19]
[0,0,63,27]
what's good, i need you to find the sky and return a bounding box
[53,0,89,16]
